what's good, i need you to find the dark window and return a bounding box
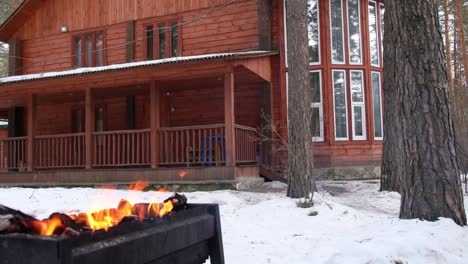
[146,25,154,60]
[86,35,94,67]
[96,33,104,66]
[95,106,106,132]
[171,22,179,57]
[145,20,180,60]
[158,23,167,59]
[71,107,85,133]
[73,32,105,68]
[74,37,83,68]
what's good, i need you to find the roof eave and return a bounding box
[0,0,41,42]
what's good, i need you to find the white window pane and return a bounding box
[354,106,364,137]
[369,2,379,66]
[380,4,385,56]
[351,71,364,102]
[310,71,321,103]
[330,0,345,63]
[308,0,320,63]
[333,71,348,139]
[348,0,362,64]
[372,72,383,139]
[311,107,321,138]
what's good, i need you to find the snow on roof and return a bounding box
[0,50,273,85]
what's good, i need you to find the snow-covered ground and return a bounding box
[1,180,468,264]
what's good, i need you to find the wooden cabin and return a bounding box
[0,0,384,185]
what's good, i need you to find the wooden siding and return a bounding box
[14,0,260,75]
[31,78,262,136]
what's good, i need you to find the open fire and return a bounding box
[0,182,188,237]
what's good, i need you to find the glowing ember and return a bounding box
[23,182,183,236]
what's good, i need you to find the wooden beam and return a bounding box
[26,94,35,172]
[85,87,93,169]
[224,68,236,167]
[150,81,160,168]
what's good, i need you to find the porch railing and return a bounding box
[235,125,258,164]
[92,129,151,167]
[34,133,85,169]
[0,137,27,170]
[159,124,226,167]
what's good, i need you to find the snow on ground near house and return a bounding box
[1,181,468,264]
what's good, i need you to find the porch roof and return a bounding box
[0,51,275,85]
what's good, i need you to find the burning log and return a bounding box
[0,192,188,237]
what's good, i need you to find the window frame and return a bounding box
[371,71,383,140]
[72,31,106,69]
[368,0,380,67]
[332,69,349,141]
[349,70,367,140]
[144,19,182,61]
[346,0,363,65]
[329,0,346,65]
[308,0,321,65]
[310,70,324,142]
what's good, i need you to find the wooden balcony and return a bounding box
[0,124,258,172]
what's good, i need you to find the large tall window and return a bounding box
[380,3,385,56]
[310,71,323,142]
[146,21,180,60]
[74,32,105,68]
[350,70,366,140]
[368,1,380,66]
[330,0,345,64]
[372,72,383,140]
[307,0,320,64]
[347,0,362,64]
[333,70,348,140]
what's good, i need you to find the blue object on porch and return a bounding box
[200,136,226,166]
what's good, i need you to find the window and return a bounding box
[371,72,383,139]
[171,22,179,57]
[74,32,105,68]
[368,1,380,66]
[146,25,154,60]
[145,21,180,60]
[379,3,385,56]
[95,105,107,132]
[310,71,323,142]
[333,70,348,140]
[330,0,345,64]
[307,0,320,64]
[71,107,85,133]
[347,0,362,64]
[350,71,366,140]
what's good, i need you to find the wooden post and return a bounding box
[27,94,35,172]
[150,81,160,168]
[85,87,93,169]
[224,68,236,167]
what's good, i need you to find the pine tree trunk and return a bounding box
[454,0,468,87]
[445,0,454,91]
[285,0,316,199]
[384,0,466,225]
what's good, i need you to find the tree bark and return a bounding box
[454,0,468,87]
[384,0,466,225]
[445,0,454,91]
[285,0,316,199]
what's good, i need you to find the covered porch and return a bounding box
[0,52,275,184]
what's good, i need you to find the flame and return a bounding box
[29,181,174,236]
[30,216,64,236]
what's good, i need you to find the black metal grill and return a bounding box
[0,204,224,264]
